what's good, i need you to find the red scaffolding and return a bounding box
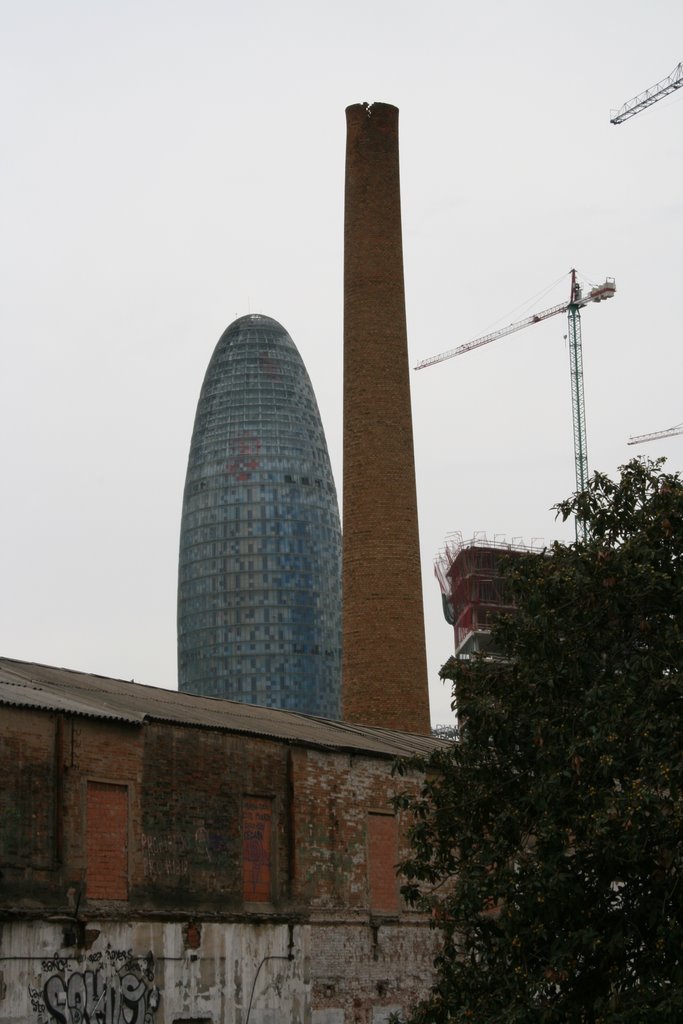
[435,533,546,657]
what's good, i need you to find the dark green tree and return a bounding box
[395,459,683,1023]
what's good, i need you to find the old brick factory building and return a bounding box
[0,658,443,1023]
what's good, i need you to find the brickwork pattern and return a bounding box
[342,102,430,735]
[0,708,55,872]
[367,813,399,913]
[242,795,273,902]
[289,746,420,914]
[1,706,426,921]
[309,921,441,1023]
[139,724,290,912]
[86,781,128,900]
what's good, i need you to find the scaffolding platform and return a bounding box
[435,532,546,658]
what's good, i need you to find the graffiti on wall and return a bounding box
[141,830,189,879]
[29,947,160,1024]
[141,825,231,879]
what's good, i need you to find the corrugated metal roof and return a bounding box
[0,657,447,759]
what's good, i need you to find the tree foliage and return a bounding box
[395,459,683,1023]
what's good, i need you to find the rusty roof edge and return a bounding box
[0,682,145,725]
[0,657,447,757]
[135,707,441,758]
[0,657,141,687]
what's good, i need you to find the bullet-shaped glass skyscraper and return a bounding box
[178,314,341,718]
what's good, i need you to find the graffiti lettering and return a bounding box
[33,951,159,1024]
[141,827,231,878]
[42,956,70,974]
[141,832,189,879]
[28,983,46,1016]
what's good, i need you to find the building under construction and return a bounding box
[436,532,546,658]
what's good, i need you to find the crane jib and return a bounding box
[414,278,615,370]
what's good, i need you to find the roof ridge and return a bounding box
[0,656,446,756]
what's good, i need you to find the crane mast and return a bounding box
[568,270,589,499]
[610,61,683,124]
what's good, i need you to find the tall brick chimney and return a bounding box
[342,102,431,735]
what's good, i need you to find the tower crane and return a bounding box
[628,423,683,446]
[415,270,616,538]
[610,61,683,124]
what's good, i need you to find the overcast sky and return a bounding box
[2,0,681,726]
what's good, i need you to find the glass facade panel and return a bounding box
[178,314,341,718]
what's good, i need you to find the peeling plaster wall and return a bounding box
[0,919,437,1024]
[1,920,303,1024]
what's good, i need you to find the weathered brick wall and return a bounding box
[66,717,144,908]
[1,708,427,922]
[0,707,57,904]
[342,101,430,735]
[309,921,440,1024]
[290,747,422,914]
[0,709,146,910]
[0,707,439,1022]
[136,723,291,912]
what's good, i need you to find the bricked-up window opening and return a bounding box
[367,813,399,913]
[86,782,128,900]
[243,796,273,902]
